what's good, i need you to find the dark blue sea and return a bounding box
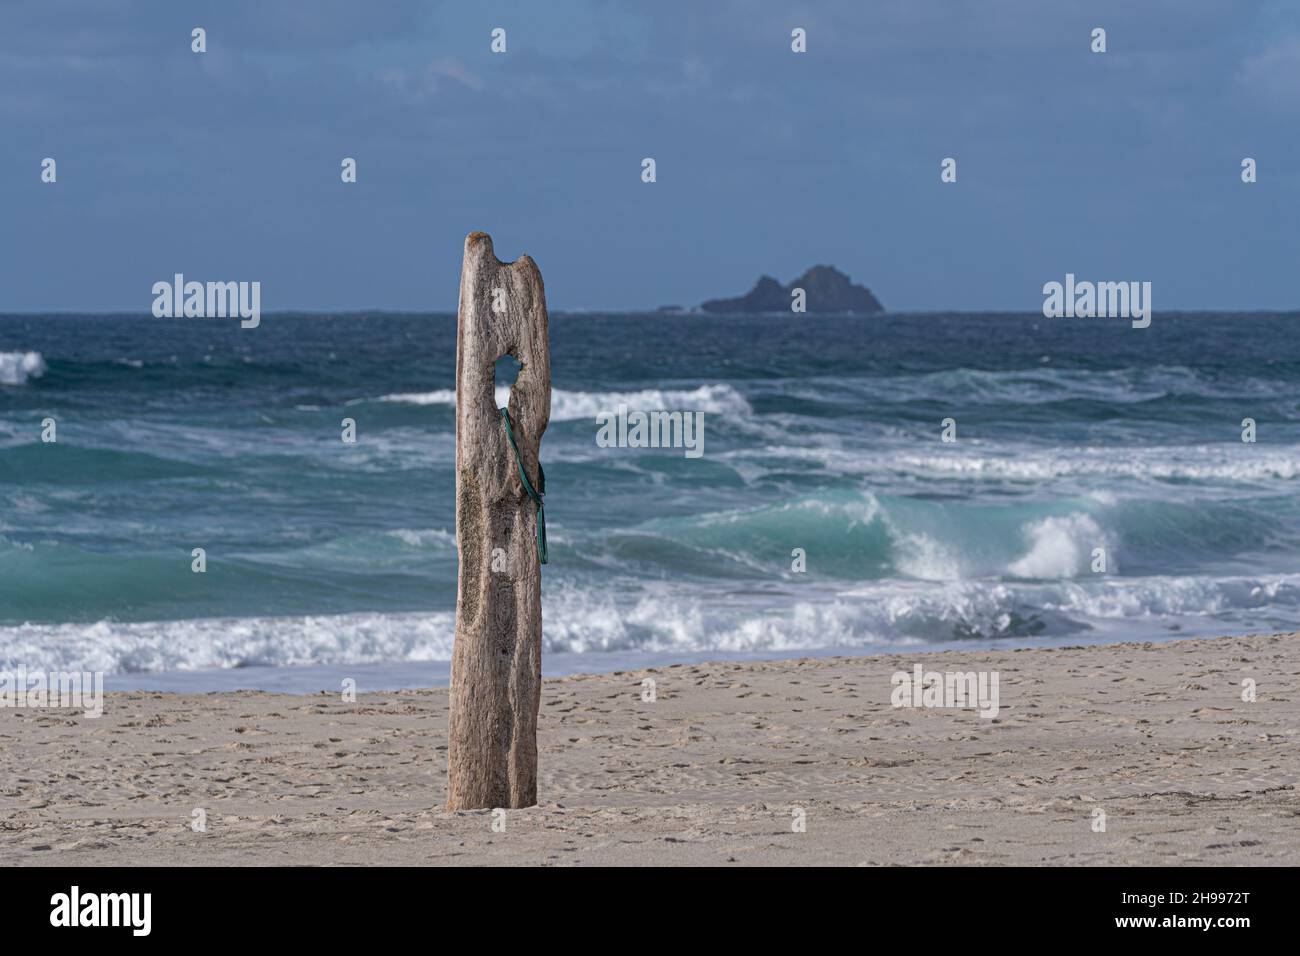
[2,312,1298,690]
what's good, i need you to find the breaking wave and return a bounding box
[0,351,46,386]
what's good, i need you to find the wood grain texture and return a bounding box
[446,232,551,810]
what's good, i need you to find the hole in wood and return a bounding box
[494,355,522,406]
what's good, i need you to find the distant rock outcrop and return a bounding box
[700,265,884,314]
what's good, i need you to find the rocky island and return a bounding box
[700,265,884,314]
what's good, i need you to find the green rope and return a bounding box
[499,407,548,565]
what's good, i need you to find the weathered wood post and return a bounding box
[446,232,550,810]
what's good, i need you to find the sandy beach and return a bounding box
[2,632,1296,866]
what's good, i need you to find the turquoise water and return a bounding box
[2,312,1299,689]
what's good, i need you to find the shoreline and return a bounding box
[50,621,1270,695]
[2,631,1296,866]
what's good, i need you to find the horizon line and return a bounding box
[3,308,1299,318]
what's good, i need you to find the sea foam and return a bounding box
[0,351,46,386]
[372,384,752,421]
[5,569,1299,681]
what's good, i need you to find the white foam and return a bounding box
[1044,573,1300,619]
[0,351,46,386]
[6,568,1300,678]
[1008,514,1109,579]
[893,449,1300,484]
[386,528,455,547]
[370,388,457,406]
[0,611,457,675]
[722,442,1300,485]
[372,384,753,421]
[892,530,965,580]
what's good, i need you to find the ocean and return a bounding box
[2,312,1298,692]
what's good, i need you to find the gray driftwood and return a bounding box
[446,232,551,810]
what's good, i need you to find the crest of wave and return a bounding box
[0,351,46,386]
[375,383,752,421]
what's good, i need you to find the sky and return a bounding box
[1,0,1298,312]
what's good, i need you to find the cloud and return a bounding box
[380,57,483,98]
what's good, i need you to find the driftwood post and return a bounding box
[446,232,550,810]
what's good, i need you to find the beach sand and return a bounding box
[2,632,1297,866]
